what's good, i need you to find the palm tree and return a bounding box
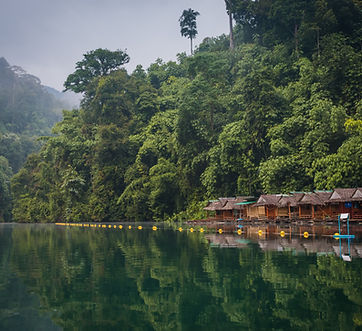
[179,8,200,55]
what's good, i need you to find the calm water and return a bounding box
[0,224,361,331]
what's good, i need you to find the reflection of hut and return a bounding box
[205,234,249,248]
[252,195,282,220]
[328,188,362,220]
[297,191,332,220]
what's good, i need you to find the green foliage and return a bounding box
[312,118,362,189]
[0,58,69,221]
[63,48,130,94]
[10,1,362,222]
[179,8,200,54]
[0,156,12,221]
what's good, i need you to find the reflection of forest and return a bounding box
[1,224,361,330]
[0,225,61,330]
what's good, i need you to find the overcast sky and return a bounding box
[1,0,229,90]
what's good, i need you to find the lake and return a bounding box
[0,223,361,330]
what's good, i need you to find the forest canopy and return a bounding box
[0,57,71,221]
[8,0,362,223]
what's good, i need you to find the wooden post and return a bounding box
[288,204,291,219]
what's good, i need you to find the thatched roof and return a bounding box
[278,193,304,207]
[329,188,357,202]
[204,196,256,211]
[254,194,282,207]
[235,196,255,202]
[220,199,237,210]
[314,191,333,203]
[204,200,223,211]
[298,192,330,205]
[204,188,360,212]
[204,198,235,211]
[351,188,362,201]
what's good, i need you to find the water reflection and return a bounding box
[205,224,362,260]
[0,224,361,330]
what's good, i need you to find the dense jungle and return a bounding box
[1,0,361,223]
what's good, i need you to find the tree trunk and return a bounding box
[316,27,320,58]
[229,11,234,50]
[294,24,299,58]
[190,37,193,55]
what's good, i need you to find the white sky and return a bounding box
[0,0,229,90]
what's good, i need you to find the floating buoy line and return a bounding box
[53,222,329,239]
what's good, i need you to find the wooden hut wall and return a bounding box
[352,202,362,219]
[258,206,267,218]
[215,210,223,219]
[276,207,289,217]
[337,202,362,220]
[313,205,329,220]
[222,210,234,220]
[326,203,340,218]
[266,206,277,219]
[246,205,263,219]
[299,205,313,219]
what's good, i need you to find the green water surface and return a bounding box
[0,224,361,330]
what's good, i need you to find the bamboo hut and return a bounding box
[203,200,224,220]
[251,195,282,220]
[277,193,304,219]
[220,199,237,220]
[297,191,332,220]
[203,198,237,221]
[233,196,256,219]
[328,188,362,220]
[202,188,362,223]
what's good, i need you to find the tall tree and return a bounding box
[225,0,235,49]
[63,48,130,94]
[179,8,200,55]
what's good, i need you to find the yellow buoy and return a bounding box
[280,231,285,237]
[119,225,123,229]
[178,227,183,232]
[102,225,106,228]
[303,231,309,238]
[334,232,340,240]
[108,225,112,228]
[152,226,157,231]
[200,228,204,233]
[218,229,223,234]
[138,225,142,230]
[114,225,116,228]
[237,229,242,235]
[258,230,263,236]
[190,228,194,232]
[128,225,132,230]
